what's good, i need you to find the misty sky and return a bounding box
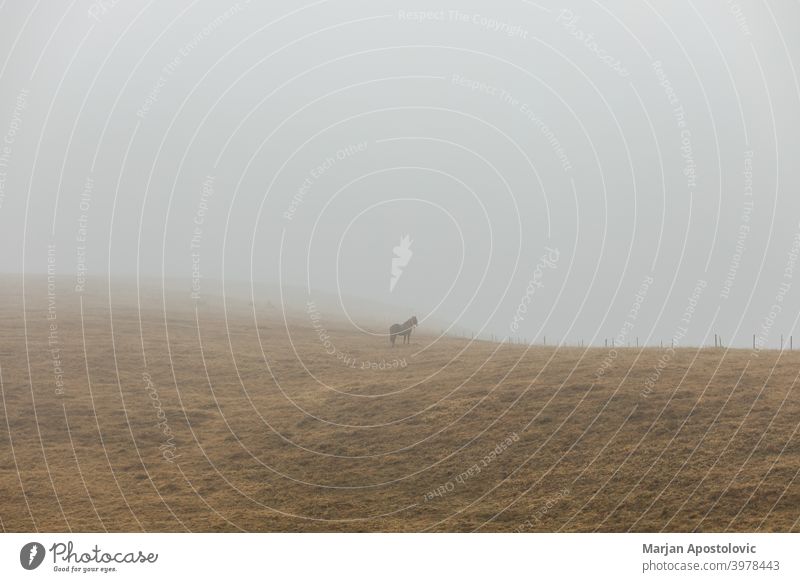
[1,0,800,348]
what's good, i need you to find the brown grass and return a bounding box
[1,278,798,532]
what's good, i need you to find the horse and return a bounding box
[390,316,418,347]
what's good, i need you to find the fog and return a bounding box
[1,0,799,347]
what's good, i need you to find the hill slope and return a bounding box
[0,277,798,532]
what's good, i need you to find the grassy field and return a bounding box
[1,277,798,532]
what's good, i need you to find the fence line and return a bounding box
[441,331,796,351]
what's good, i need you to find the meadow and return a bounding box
[0,277,798,532]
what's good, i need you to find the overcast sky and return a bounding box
[1,0,799,347]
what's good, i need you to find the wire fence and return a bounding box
[439,331,798,351]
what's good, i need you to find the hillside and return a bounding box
[0,277,798,532]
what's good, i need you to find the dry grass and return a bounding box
[1,277,798,532]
